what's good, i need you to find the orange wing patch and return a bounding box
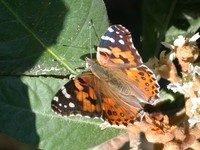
[102,97,143,126]
[124,65,160,104]
[51,72,102,118]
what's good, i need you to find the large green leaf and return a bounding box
[0,0,200,150]
[0,77,124,149]
[0,0,122,150]
[0,0,108,76]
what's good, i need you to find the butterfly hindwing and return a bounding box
[51,72,102,118]
[101,97,144,126]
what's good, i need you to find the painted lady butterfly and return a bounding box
[51,25,160,126]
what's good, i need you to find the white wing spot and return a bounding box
[53,96,59,102]
[116,31,119,34]
[61,86,71,98]
[132,44,136,49]
[69,102,75,108]
[101,35,115,43]
[129,38,136,49]
[108,27,114,32]
[64,105,67,108]
[115,26,120,31]
[65,93,71,98]
[85,116,91,118]
[119,35,123,38]
[62,86,67,94]
[69,74,76,80]
[119,39,125,45]
[59,103,62,107]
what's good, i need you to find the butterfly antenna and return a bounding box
[88,20,93,59]
[88,20,100,58]
[89,20,100,40]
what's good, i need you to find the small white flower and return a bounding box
[145,57,159,71]
[162,32,199,50]
[197,87,200,98]
[161,42,174,50]
[188,97,200,127]
[188,63,195,74]
[189,32,200,42]
[159,50,167,58]
[194,65,200,76]
[188,63,200,77]
[169,52,176,61]
[174,35,186,47]
[167,82,193,94]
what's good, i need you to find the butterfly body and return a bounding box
[51,25,160,126]
[86,58,148,99]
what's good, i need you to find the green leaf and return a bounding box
[0,0,122,150]
[1,0,200,149]
[0,77,124,149]
[0,0,109,76]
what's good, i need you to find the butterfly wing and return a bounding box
[51,72,102,118]
[51,71,143,126]
[97,25,143,67]
[51,24,159,126]
[98,78,144,126]
[97,25,160,104]
[124,65,160,104]
[101,97,144,126]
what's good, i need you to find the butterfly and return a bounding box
[51,25,160,126]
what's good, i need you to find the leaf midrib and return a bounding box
[0,0,77,75]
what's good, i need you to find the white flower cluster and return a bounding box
[162,33,200,127]
[188,89,200,127]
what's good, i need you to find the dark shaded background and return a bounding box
[103,1,200,149]
[104,0,200,58]
[104,0,141,51]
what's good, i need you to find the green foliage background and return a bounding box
[0,0,199,149]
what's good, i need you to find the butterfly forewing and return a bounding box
[97,25,143,67]
[51,72,102,118]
